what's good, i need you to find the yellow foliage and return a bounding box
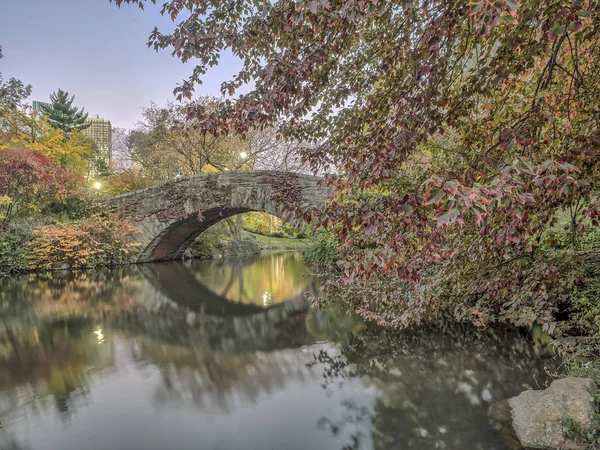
[0,109,93,175]
[0,195,11,221]
[29,128,92,174]
[201,163,219,173]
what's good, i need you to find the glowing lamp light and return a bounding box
[240,151,248,159]
[94,326,105,344]
[94,182,102,190]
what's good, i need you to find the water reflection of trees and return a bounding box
[0,268,138,421]
[190,251,312,307]
[0,253,321,427]
[0,257,559,450]
[311,322,558,450]
[0,316,113,421]
[129,335,319,413]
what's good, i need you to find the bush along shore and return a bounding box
[0,195,313,276]
[302,223,600,449]
[0,211,139,276]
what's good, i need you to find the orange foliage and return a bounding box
[28,213,139,270]
[105,169,157,195]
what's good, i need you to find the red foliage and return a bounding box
[0,148,81,227]
[110,0,600,330]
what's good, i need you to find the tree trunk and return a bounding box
[224,216,243,240]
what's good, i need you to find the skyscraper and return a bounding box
[82,117,112,176]
[32,100,51,111]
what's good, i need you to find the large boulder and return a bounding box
[223,239,260,256]
[507,377,597,449]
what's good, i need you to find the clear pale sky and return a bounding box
[0,0,242,129]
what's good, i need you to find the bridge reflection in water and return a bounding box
[0,252,554,450]
[0,252,377,450]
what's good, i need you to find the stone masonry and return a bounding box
[100,170,327,262]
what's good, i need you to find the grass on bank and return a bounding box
[247,232,312,250]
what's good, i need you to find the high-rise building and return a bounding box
[32,100,51,111]
[82,117,112,175]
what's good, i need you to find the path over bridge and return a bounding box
[101,170,327,263]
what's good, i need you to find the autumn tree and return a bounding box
[125,97,308,180]
[0,149,81,229]
[127,98,234,177]
[0,45,33,146]
[1,107,94,175]
[41,89,89,134]
[104,168,156,195]
[110,0,600,331]
[0,46,32,109]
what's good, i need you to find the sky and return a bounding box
[0,0,243,129]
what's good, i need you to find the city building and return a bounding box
[32,100,51,111]
[82,116,112,176]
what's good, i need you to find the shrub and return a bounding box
[0,148,81,229]
[280,222,299,238]
[0,222,31,274]
[304,230,339,266]
[28,213,139,270]
[43,194,97,221]
[566,275,600,336]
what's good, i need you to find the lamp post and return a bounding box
[93,182,102,197]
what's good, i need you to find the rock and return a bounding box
[488,400,523,450]
[224,239,260,256]
[507,377,596,449]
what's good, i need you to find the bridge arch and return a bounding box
[101,170,327,262]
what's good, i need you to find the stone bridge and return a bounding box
[101,170,327,263]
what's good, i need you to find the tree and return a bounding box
[0,149,81,229]
[133,99,234,176]
[41,89,89,133]
[0,45,32,108]
[1,108,94,175]
[126,99,309,178]
[111,0,600,330]
[104,168,156,195]
[30,127,94,174]
[0,45,33,145]
[111,127,131,172]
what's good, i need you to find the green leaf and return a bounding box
[427,189,444,205]
[576,10,591,19]
[549,25,565,35]
[471,1,483,13]
[506,0,520,12]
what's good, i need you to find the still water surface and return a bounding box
[0,252,552,449]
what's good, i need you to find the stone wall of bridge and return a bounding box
[100,170,327,263]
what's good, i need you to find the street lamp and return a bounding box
[94,182,102,191]
[240,151,248,159]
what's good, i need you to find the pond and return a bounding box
[0,251,554,450]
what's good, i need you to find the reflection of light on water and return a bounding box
[94,326,105,344]
[262,291,272,306]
